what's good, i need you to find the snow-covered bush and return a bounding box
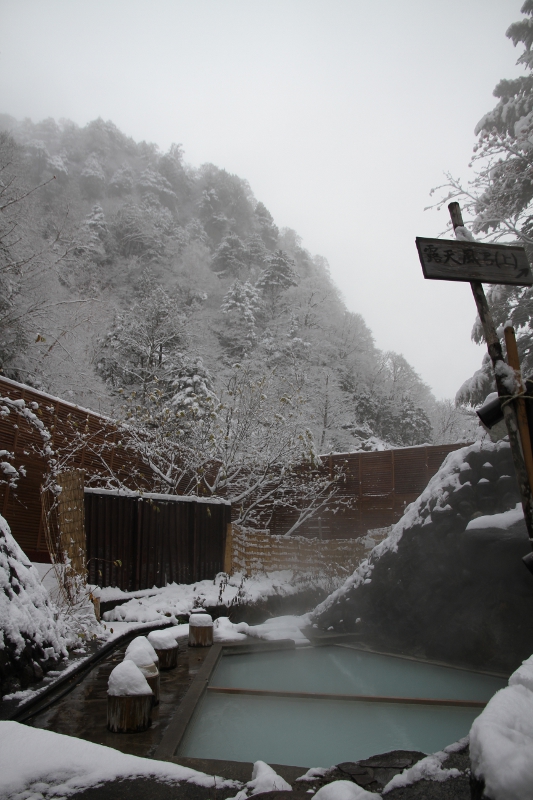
[0,513,68,695]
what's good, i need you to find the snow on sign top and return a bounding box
[415,237,533,286]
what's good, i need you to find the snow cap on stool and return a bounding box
[189,612,213,627]
[108,660,153,696]
[124,636,158,667]
[147,630,179,650]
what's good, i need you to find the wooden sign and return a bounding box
[416,237,533,286]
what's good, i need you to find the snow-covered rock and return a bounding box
[312,441,533,673]
[313,780,375,800]
[470,656,533,800]
[213,614,310,644]
[247,761,291,795]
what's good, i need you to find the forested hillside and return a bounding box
[0,113,474,456]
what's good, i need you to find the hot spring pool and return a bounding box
[177,645,506,767]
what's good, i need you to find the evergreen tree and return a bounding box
[254,201,279,250]
[211,232,248,278]
[171,357,218,422]
[96,282,186,400]
[79,154,106,199]
[256,249,298,318]
[436,2,533,399]
[219,280,261,356]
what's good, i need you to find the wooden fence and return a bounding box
[270,444,467,539]
[0,376,153,560]
[85,489,231,590]
[224,524,388,579]
[1,375,467,559]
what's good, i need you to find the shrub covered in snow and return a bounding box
[0,513,69,695]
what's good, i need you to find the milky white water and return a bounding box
[178,646,506,767]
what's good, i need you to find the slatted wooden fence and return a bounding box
[85,489,231,590]
[270,444,467,538]
[0,376,153,560]
[1,376,467,559]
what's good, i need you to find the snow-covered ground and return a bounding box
[100,570,320,627]
[0,721,241,799]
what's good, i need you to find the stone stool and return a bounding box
[123,641,160,705]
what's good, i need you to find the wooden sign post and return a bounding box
[416,202,533,549]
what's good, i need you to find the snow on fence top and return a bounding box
[84,487,231,505]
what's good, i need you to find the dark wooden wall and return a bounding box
[85,490,231,590]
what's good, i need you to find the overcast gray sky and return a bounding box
[0,0,525,399]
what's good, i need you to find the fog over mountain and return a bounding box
[0,114,475,450]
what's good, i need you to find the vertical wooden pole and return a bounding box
[448,202,533,547]
[504,325,533,494]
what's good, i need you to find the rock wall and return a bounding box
[313,441,533,674]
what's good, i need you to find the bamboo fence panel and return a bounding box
[224,524,389,579]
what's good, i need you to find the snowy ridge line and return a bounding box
[4,620,174,723]
[83,487,231,505]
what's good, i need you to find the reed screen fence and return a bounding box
[224,524,388,580]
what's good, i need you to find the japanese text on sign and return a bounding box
[415,237,533,287]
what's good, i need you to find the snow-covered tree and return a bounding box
[433,2,533,401]
[254,201,279,250]
[218,280,261,356]
[430,399,479,444]
[211,232,248,278]
[109,165,134,196]
[80,154,106,199]
[111,202,171,261]
[171,357,217,421]
[138,168,177,208]
[96,282,186,400]
[256,249,298,318]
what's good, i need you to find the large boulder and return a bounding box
[0,514,68,696]
[312,441,533,674]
